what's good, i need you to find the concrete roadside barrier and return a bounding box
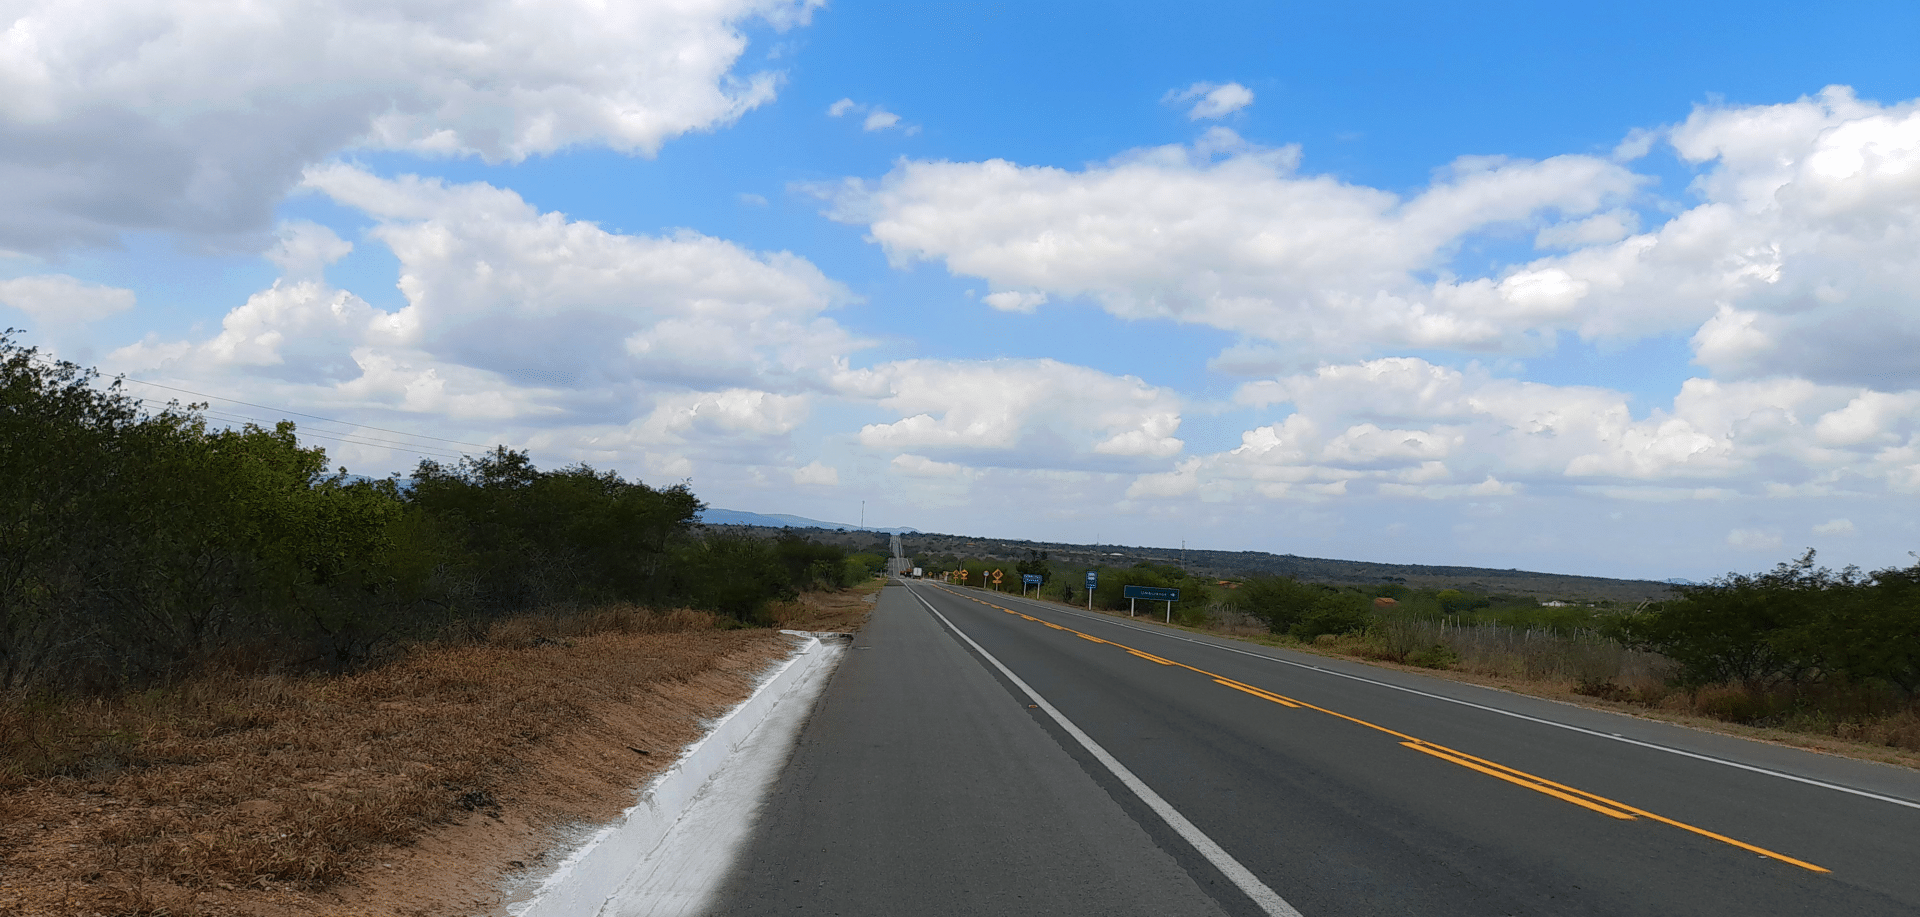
[514,631,847,917]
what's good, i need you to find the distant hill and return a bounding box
[697,507,920,534]
[692,515,1673,603]
[896,532,1679,604]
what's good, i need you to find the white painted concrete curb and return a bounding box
[514,632,838,917]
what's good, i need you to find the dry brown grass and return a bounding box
[0,601,847,917]
[763,577,883,634]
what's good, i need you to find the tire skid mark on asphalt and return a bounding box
[926,583,1832,875]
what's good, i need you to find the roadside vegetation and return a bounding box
[0,331,885,696]
[925,549,1920,760]
[0,333,886,915]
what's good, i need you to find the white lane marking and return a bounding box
[906,586,1304,917]
[969,586,1920,813]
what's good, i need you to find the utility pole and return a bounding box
[860,500,865,532]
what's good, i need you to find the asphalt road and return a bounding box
[708,581,1920,916]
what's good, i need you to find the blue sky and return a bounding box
[4,0,1919,579]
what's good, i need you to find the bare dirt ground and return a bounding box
[0,586,877,917]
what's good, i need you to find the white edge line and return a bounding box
[906,585,1304,917]
[965,585,1920,814]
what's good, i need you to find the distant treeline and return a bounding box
[0,334,885,692]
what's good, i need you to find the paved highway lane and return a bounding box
[707,582,1234,916]
[710,581,1920,916]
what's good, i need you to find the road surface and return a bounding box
[708,581,1920,916]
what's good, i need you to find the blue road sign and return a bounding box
[1022,574,1043,585]
[1085,571,1098,589]
[1123,585,1180,601]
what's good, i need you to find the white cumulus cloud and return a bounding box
[1116,354,1920,506]
[0,274,135,324]
[792,460,839,486]
[0,0,819,252]
[891,453,970,478]
[108,166,858,474]
[829,128,1643,359]
[1166,82,1255,120]
[1727,528,1783,551]
[826,97,910,132]
[828,87,1920,389]
[841,358,1183,468]
[982,290,1048,313]
[264,221,353,282]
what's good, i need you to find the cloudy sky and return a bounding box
[5,0,1919,580]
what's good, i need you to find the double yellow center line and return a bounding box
[933,585,1829,874]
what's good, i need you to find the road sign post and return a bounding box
[1084,571,1097,610]
[991,569,1003,591]
[1021,573,1042,597]
[1123,585,1180,623]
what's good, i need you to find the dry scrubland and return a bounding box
[0,588,875,917]
[1026,594,1920,769]
[1,338,891,915]
[1316,617,1920,764]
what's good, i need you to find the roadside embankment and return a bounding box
[0,585,877,917]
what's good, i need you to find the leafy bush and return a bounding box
[1289,592,1372,640]
[1228,575,1373,639]
[772,532,850,591]
[0,333,844,691]
[678,534,794,622]
[1435,589,1491,615]
[1604,550,1920,695]
[1404,643,1461,670]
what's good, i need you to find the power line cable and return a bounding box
[132,398,470,460]
[291,428,466,461]
[120,376,491,448]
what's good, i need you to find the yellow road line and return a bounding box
[1402,742,1638,820]
[1428,745,1832,873]
[928,584,1830,873]
[1214,678,1303,708]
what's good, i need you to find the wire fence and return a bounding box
[1373,615,1672,685]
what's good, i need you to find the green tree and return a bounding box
[1238,576,1326,634]
[1604,551,1830,689]
[1435,589,1490,615]
[678,534,792,621]
[772,531,850,590]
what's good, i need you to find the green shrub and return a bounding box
[0,332,832,691]
[1289,593,1371,640]
[1239,575,1326,634]
[678,534,793,622]
[1603,550,1920,696]
[1404,644,1461,670]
